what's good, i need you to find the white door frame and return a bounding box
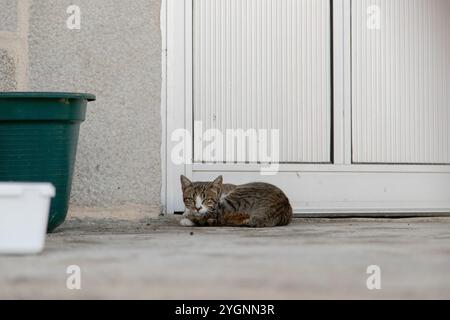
[161,0,450,215]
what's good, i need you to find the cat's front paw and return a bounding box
[180,218,195,227]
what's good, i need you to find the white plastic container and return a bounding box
[0,183,55,254]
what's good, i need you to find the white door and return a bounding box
[164,0,450,215]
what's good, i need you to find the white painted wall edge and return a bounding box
[160,0,167,214]
[163,0,191,214]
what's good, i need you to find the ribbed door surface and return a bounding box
[193,0,332,163]
[352,0,450,164]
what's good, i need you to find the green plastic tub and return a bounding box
[0,92,95,232]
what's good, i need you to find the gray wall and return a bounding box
[0,0,162,212]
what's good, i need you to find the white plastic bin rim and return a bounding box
[0,183,55,197]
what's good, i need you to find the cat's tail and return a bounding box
[277,201,293,226]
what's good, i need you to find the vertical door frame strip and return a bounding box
[163,0,193,213]
[333,0,352,165]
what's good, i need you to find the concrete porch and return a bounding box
[1,208,449,299]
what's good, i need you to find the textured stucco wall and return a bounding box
[0,49,17,90]
[0,0,162,212]
[0,0,17,31]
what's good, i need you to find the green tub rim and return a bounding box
[0,92,96,122]
[0,92,96,101]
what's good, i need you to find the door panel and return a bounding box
[193,0,332,163]
[352,0,450,164]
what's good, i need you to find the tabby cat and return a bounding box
[180,175,293,227]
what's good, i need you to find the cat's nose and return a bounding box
[195,206,202,211]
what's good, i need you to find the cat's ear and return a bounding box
[180,175,192,189]
[212,175,223,186]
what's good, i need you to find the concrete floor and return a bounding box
[1,213,449,299]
